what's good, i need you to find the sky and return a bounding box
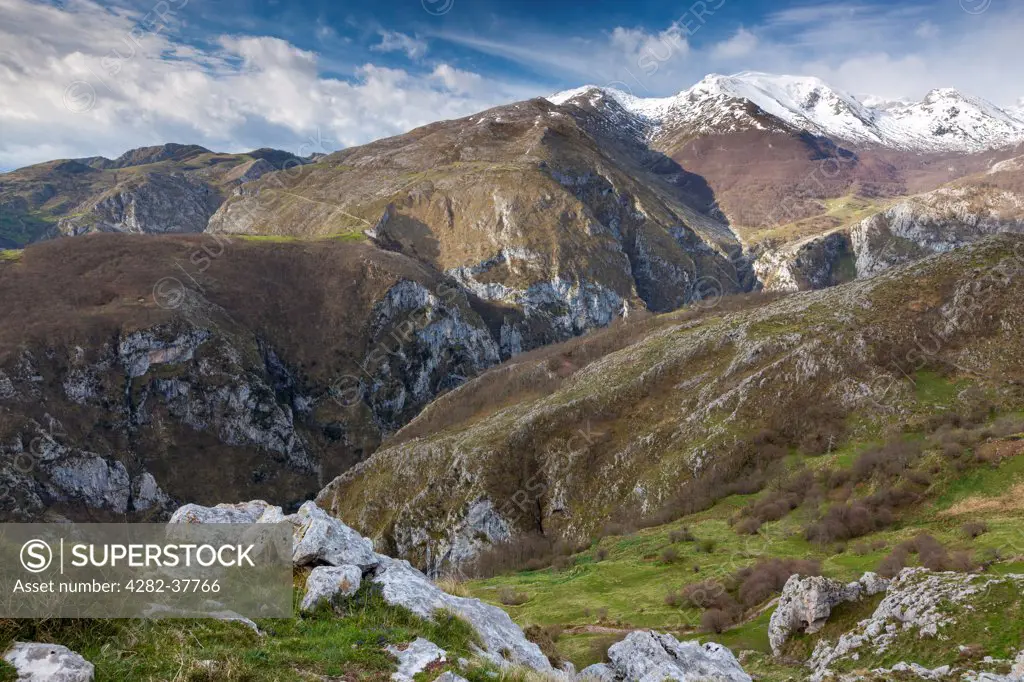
[1,0,1023,169]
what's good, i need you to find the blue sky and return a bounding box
[1,0,1022,168]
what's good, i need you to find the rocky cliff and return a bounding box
[0,234,502,521]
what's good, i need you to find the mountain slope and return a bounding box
[318,236,1024,574]
[206,97,753,356]
[552,74,1024,236]
[0,144,300,246]
[0,233,503,521]
[754,154,1024,290]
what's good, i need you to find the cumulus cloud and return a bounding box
[371,30,428,60]
[0,0,528,168]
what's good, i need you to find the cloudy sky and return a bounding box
[1,0,1023,169]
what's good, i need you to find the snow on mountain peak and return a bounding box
[548,73,1024,153]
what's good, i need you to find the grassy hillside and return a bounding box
[320,236,1024,574]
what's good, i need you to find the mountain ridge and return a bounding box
[550,72,1024,154]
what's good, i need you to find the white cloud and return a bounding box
[711,28,758,60]
[0,0,530,168]
[371,30,428,60]
[914,21,939,39]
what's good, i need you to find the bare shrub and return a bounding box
[963,521,989,539]
[498,587,529,606]
[734,517,762,535]
[668,528,695,543]
[735,558,822,608]
[701,608,734,634]
[594,547,609,562]
[660,547,679,564]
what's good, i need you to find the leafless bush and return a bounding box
[701,608,734,634]
[660,547,679,564]
[963,521,989,539]
[668,528,695,543]
[735,558,821,608]
[498,587,529,606]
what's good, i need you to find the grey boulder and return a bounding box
[288,501,379,569]
[578,662,617,681]
[603,631,751,682]
[3,642,95,681]
[169,500,276,524]
[386,638,446,682]
[300,565,362,613]
[372,558,551,671]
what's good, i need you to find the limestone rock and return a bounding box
[769,574,861,656]
[577,663,617,681]
[300,565,362,614]
[288,501,378,569]
[385,638,446,682]
[169,500,276,524]
[3,642,95,681]
[600,631,751,682]
[372,557,551,671]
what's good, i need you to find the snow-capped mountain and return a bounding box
[550,72,1024,153]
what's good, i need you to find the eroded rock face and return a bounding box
[3,642,94,681]
[385,638,446,682]
[809,569,1024,682]
[769,573,889,656]
[169,500,276,524]
[57,173,221,236]
[598,630,751,682]
[300,564,362,613]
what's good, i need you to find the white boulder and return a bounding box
[169,500,276,524]
[300,565,362,614]
[601,631,751,682]
[3,642,95,681]
[372,558,551,671]
[289,501,379,569]
[386,638,446,682]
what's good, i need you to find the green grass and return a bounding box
[464,416,1024,680]
[0,584,479,681]
[0,250,22,262]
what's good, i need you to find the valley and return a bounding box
[1,68,1023,681]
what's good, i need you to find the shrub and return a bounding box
[594,547,609,562]
[680,580,729,609]
[962,521,989,539]
[700,608,734,634]
[668,528,695,543]
[660,547,679,564]
[877,547,909,578]
[698,539,716,554]
[497,587,529,606]
[734,517,762,535]
[735,558,821,608]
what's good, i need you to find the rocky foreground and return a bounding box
[5,498,1023,681]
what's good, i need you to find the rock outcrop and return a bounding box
[169,499,553,674]
[769,572,889,655]
[584,630,750,682]
[808,568,1024,681]
[3,642,94,681]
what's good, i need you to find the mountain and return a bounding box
[318,235,1024,574]
[0,233,503,520]
[754,153,1024,290]
[0,144,305,246]
[552,73,1024,237]
[206,96,752,356]
[550,72,1024,154]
